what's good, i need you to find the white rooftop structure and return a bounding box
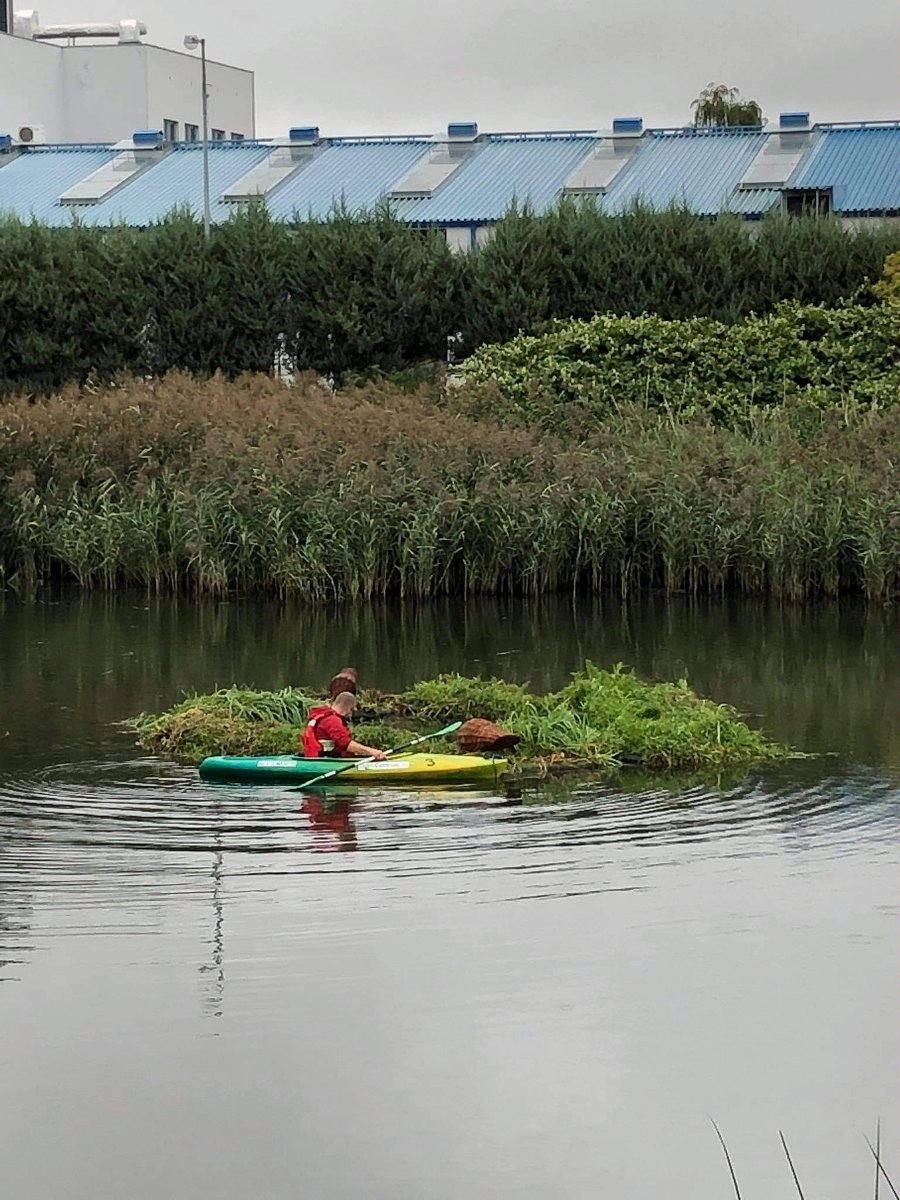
[0,10,254,144]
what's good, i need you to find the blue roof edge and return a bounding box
[8,118,900,153]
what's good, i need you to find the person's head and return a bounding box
[328,666,359,698]
[331,692,357,717]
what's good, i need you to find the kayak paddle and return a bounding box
[291,720,463,791]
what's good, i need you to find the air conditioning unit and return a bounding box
[16,124,47,145]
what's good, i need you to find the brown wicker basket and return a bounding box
[456,718,522,754]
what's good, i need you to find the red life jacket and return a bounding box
[302,705,351,758]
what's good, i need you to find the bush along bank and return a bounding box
[126,664,788,772]
[1,205,899,395]
[2,372,899,600]
[458,301,900,430]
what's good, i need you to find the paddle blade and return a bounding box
[433,720,463,738]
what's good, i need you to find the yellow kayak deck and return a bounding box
[199,752,510,787]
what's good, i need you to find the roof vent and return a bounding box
[612,117,643,136]
[132,129,164,148]
[13,9,147,41]
[447,122,478,141]
[739,120,813,190]
[59,136,165,205]
[389,135,480,200]
[223,137,319,203]
[289,126,320,146]
[779,111,810,131]
[564,135,641,195]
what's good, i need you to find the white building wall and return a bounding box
[0,35,65,139]
[838,216,900,232]
[0,34,254,143]
[60,44,148,143]
[444,224,496,253]
[445,226,471,253]
[144,46,254,140]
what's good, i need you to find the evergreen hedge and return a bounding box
[1,203,898,395]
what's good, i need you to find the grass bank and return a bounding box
[126,663,787,772]
[1,372,898,599]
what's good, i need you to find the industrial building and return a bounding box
[1,10,898,249]
[0,6,254,144]
[1,116,898,249]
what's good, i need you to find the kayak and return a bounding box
[197,752,509,787]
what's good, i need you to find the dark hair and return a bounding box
[328,667,359,698]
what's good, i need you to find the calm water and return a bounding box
[0,593,897,1199]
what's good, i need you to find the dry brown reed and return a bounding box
[1,372,898,599]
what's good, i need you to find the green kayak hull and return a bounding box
[198,752,509,787]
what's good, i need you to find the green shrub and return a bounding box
[0,219,151,393]
[459,301,900,428]
[874,250,900,303]
[1,205,898,395]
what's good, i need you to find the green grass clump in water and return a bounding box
[401,674,533,722]
[128,663,786,771]
[349,724,456,753]
[542,662,781,768]
[129,709,300,762]
[127,686,317,761]
[404,663,782,769]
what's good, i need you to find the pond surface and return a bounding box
[0,593,897,1199]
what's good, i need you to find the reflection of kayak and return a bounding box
[198,752,509,787]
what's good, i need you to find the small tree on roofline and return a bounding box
[692,83,763,127]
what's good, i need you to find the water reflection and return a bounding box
[1,594,899,1200]
[302,795,358,853]
[0,754,895,875]
[198,845,226,1022]
[1,591,899,768]
[0,880,33,984]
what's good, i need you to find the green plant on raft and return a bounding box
[549,662,782,768]
[401,674,534,721]
[126,686,318,760]
[176,686,318,724]
[128,708,301,761]
[128,664,787,771]
[490,663,783,769]
[350,723,434,751]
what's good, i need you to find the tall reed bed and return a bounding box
[1,373,898,599]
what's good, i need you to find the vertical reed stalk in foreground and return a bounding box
[710,1119,743,1200]
[779,1131,807,1199]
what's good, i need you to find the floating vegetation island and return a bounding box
[127,663,788,773]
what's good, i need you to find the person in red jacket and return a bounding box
[301,692,387,760]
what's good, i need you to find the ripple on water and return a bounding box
[0,755,896,872]
[0,756,897,991]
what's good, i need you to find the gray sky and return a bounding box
[40,0,899,137]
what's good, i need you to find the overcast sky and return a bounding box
[38,0,899,137]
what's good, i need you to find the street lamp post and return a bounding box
[184,34,211,240]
